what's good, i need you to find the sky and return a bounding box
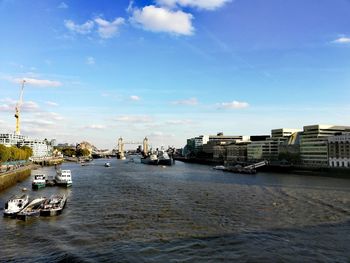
[0,0,350,149]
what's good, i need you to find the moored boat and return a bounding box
[40,194,67,217]
[141,153,159,165]
[17,197,46,220]
[55,169,72,187]
[4,194,29,217]
[32,174,46,189]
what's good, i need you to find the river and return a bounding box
[0,158,349,262]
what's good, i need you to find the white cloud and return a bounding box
[45,101,59,107]
[156,0,231,10]
[94,17,125,39]
[131,5,194,35]
[130,95,140,101]
[84,124,106,130]
[333,37,350,44]
[86,56,95,65]
[12,77,62,87]
[34,112,64,121]
[172,97,198,106]
[64,19,94,34]
[0,99,39,112]
[218,100,249,109]
[58,2,68,9]
[166,119,193,125]
[114,115,153,123]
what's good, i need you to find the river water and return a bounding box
[0,158,349,262]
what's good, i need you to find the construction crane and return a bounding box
[14,80,25,135]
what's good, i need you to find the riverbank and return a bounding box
[174,157,350,178]
[0,163,39,191]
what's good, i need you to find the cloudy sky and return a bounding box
[0,0,350,149]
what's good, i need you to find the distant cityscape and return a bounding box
[182,124,350,169]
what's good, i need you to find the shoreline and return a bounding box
[0,163,39,192]
[175,157,350,178]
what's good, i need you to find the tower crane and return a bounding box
[14,80,25,135]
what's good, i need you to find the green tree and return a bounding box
[76,148,90,157]
[0,144,10,163]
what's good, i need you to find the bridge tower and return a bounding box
[117,137,125,159]
[143,137,149,156]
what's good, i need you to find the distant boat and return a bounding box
[55,169,72,187]
[4,194,29,217]
[141,150,173,166]
[141,153,159,165]
[40,195,67,217]
[17,197,46,220]
[104,162,110,167]
[32,174,46,189]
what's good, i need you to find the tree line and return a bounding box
[0,144,33,163]
[59,147,90,157]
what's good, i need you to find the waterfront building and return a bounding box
[328,133,350,168]
[0,133,53,158]
[300,125,350,167]
[226,142,249,163]
[18,139,53,158]
[247,128,300,162]
[0,133,27,147]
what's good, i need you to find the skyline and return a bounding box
[1,0,350,149]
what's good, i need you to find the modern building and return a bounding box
[247,128,300,162]
[0,133,53,158]
[0,133,27,147]
[300,125,350,167]
[18,139,53,158]
[328,133,350,168]
[225,142,249,163]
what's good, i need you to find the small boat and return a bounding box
[32,174,46,189]
[55,169,72,187]
[4,194,29,217]
[104,162,110,167]
[17,197,46,220]
[40,195,67,217]
[213,165,227,171]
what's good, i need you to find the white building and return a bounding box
[328,133,350,168]
[300,125,350,167]
[0,133,53,158]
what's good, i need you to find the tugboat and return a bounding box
[17,197,46,220]
[4,194,29,217]
[55,169,72,187]
[40,194,67,217]
[32,174,46,189]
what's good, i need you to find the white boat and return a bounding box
[32,174,46,189]
[55,169,72,187]
[104,162,110,167]
[17,197,46,220]
[40,195,67,217]
[4,194,29,217]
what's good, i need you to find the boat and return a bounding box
[104,162,110,167]
[40,195,67,217]
[17,197,46,220]
[32,174,46,189]
[141,153,159,165]
[55,169,72,187]
[4,194,29,217]
[213,165,227,171]
[157,150,173,166]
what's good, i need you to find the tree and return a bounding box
[0,144,10,163]
[76,148,90,157]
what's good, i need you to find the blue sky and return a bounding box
[0,0,350,149]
